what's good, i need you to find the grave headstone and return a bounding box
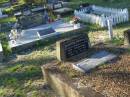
[53,2,63,10]
[52,2,73,16]
[124,29,130,46]
[56,34,90,61]
[18,13,46,29]
[73,51,117,72]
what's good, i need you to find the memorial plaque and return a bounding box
[38,27,55,36]
[73,51,117,72]
[124,29,130,46]
[53,3,63,10]
[56,34,90,61]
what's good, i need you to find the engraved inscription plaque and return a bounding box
[56,34,90,61]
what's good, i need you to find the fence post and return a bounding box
[107,19,113,40]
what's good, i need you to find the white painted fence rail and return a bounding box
[74,5,129,27]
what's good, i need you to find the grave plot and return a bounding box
[9,20,84,51]
[43,43,129,97]
[74,5,129,27]
[73,51,117,72]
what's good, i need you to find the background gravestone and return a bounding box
[124,29,130,46]
[18,13,46,29]
[56,33,90,61]
[47,0,68,4]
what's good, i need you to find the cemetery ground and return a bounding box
[0,0,130,97]
[0,23,130,97]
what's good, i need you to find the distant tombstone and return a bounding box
[53,2,63,10]
[38,27,55,37]
[18,13,46,29]
[56,34,90,61]
[124,29,130,46]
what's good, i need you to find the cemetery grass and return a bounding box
[0,45,58,97]
[0,17,16,23]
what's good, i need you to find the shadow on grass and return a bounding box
[0,55,56,88]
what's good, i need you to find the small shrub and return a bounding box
[0,33,12,58]
[2,8,13,15]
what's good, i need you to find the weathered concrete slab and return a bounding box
[9,20,74,48]
[8,20,84,53]
[73,51,117,72]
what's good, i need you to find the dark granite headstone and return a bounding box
[124,29,130,46]
[38,27,55,36]
[18,13,46,29]
[56,34,90,61]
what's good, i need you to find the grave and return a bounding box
[18,13,46,29]
[56,33,90,61]
[124,29,130,46]
[52,2,73,16]
[73,51,117,72]
[9,20,83,52]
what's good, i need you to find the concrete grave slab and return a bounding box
[73,51,117,72]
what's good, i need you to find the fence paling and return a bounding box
[74,5,129,27]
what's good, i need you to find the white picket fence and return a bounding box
[74,5,129,27]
